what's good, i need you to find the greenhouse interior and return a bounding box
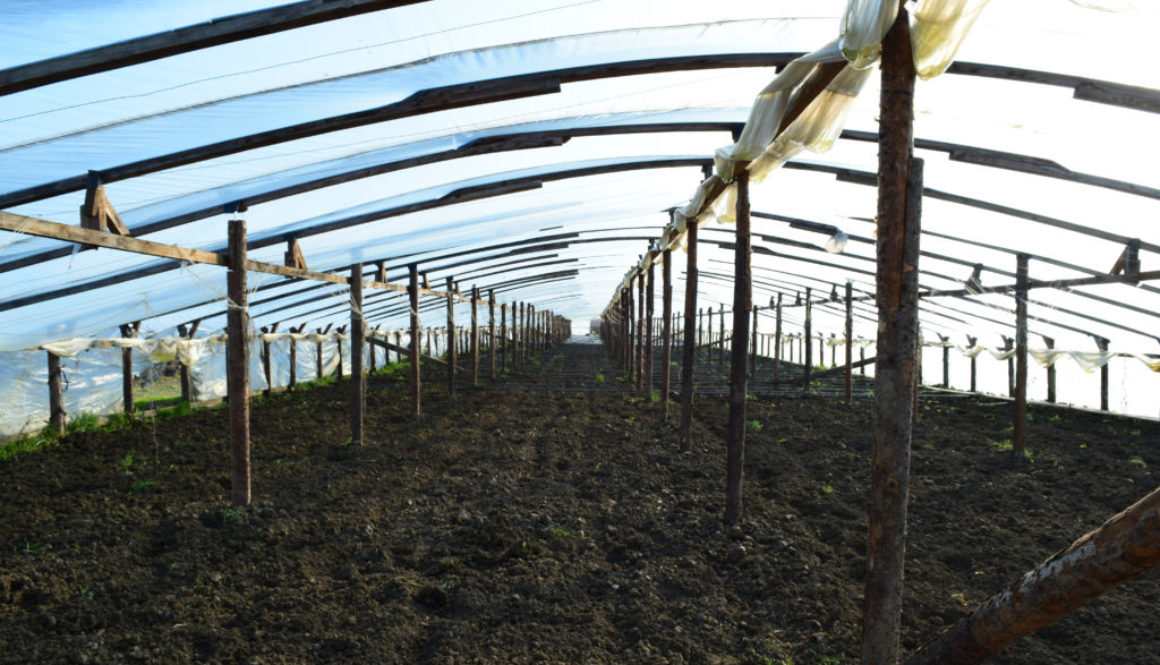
[1,1,1158,664]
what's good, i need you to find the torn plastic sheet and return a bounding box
[912,0,992,79]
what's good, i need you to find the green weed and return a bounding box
[594,373,605,383]
[119,452,135,475]
[821,482,835,495]
[749,419,763,431]
[0,431,55,461]
[130,479,158,493]
[65,412,102,433]
[1129,456,1148,469]
[221,507,247,525]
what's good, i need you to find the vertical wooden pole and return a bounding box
[750,305,758,377]
[47,351,65,435]
[409,264,421,417]
[289,325,299,389]
[350,264,365,446]
[774,294,783,384]
[336,334,344,380]
[831,333,837,368]
[445,276,456,396]
[316,330,324,380]
[724,171,752,526]
[803,288,813,391]
[661,248,673,419]
[845,282,853,402]
[717,303,725,372]
[634,273,643,388]
[119,322,139,416]
[861,7,918,664]
[679,221,699,452]
[227,218,251,508]
[1014,253,1029,456]
[697,307,703,359]
[1096,337,1110,411]
[646,262,655,398]
[471,286,480,385]
[1044,336,1056,403]
[489,290,497,379]
[261,327,274,397]
[1003,335,1015,397]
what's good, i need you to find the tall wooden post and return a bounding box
[47,351,65,435]
[1044,336,1056,403]
[862,8,918,664]
[697,307,704,358]
[939,334,951,388]
[119,322,140,416]
[724,170,752,526]
[289,324,300,388]
[717,303,725,371]
[750,305,758,377]
[636,272,645,389]
[1095,336,1110,411]
[646,262,655,398]
[177,322,197,403]
[1014,254,1029,456]
[227,218,251,508]
[471,286,480,385]
[679,221,699,452]
[350,263,365,446]
[1003,335,1015,397]
[445,276,456,396]
[803,288,813,391]
[409,264,421,417]
[661,248,673,419]
[489,290,497,379]
[260,325,274,397]
[774,294,783,384]
[845,282,853,402]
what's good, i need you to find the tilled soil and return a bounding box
[2,339,1158,665]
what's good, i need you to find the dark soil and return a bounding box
[2,338,1158,665]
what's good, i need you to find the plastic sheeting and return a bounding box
[912,0,992,79]
[0,346,152,438]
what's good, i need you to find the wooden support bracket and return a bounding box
[284,238,308,270]
[79,171,129,248]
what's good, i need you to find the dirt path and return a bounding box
[2,339,1158,664]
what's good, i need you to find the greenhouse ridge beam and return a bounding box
[0,0,431,96]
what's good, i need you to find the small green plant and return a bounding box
[1130,429,1142,436]
[650,390,661,404]
[221,507,247,525]
[79,588,94,601]
[594,373,605,383]
[0,431,55,461]
[340,438,354,449]
[821,482,835,495]
[1049,413,1061,423]
[987,438,1013,452]
[749,419,763,431]
[820,658,841,665]
[65,412,102,434]
[747,393,757,401]
[119,452,135,475]
[130,479,158,493]
[550,525,581,539]
[1129,456,1148,468]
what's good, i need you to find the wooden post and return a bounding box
[226,218,251,508]
[1095,336,1110,411]
[119,322,140,416]
[489,290,497,379]
[316,329,324,380]
[471,286,480,385]
[646,262,655,398]
[724,170,752,526]
[697,307,704,359]
[831,333,837,368]
[1014,253,1029,457]
[803,288,813,392]
[445,276,456,396]
[336,332,344,380]
[516,302,524,366]
[679,220,699,452]
[500,304,508,372]
[636,272,645,389]
[967,335,978,392]
[177,320,199,403]
[260,325,274,397]
[845,282,853,402]
[409,263,421,417]
[774,294,783,384]
[350,263,365,446]
[1044,336,1056,403]
[939,334,951,388]
[47,351,65,435]
[904,484,1160,665]
[661,248,673,419]
[862,8,918,664]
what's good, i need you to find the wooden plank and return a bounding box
[367,336,452,369]
[0,211,223,265]
[227,219,251,508]
[350,263,365,446]
[862,9,917,664]
[0,0,430,95]
[724,170,752,527]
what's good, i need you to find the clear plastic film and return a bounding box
[911,0,991,79]
[840,0,899,69]
[714,41,846,181]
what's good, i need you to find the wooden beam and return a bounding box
[366,336,453,369]
[47,351,65,436]
[1014,254,1030,456]
[284,239,308,270]
[471,286,480,386]
[119,321,140,416]
[409,264,421,417]
[445,276,456,396]
[661,248,673,420]
[227,219,251,508]
[0,0,431,95]
[488,290,497,379]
